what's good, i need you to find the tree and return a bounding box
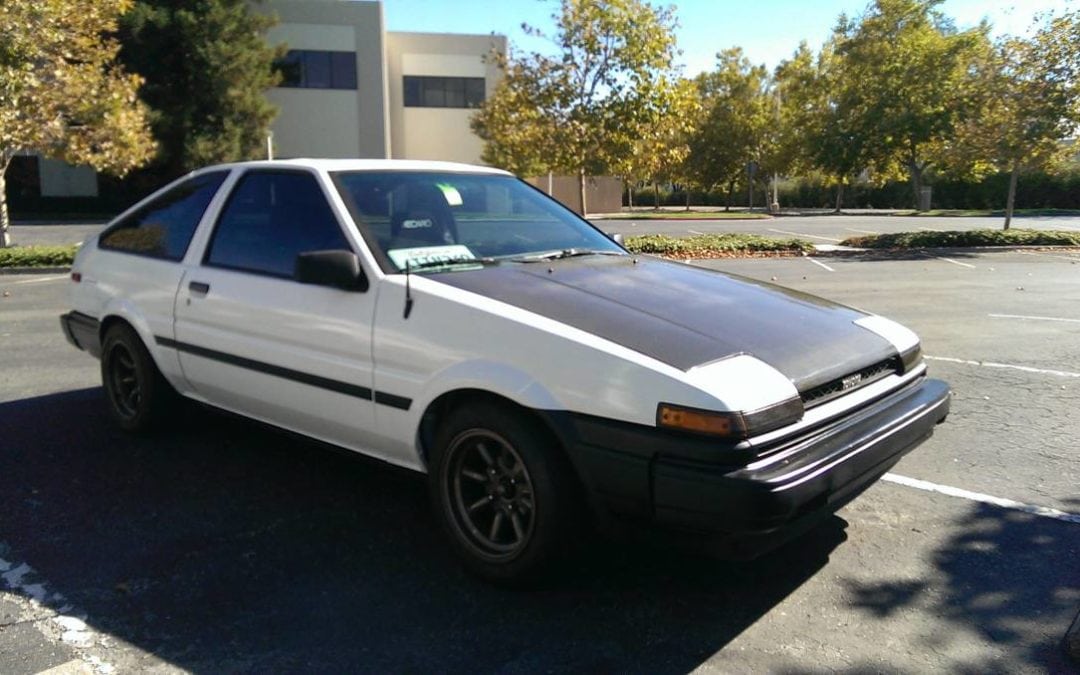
[0,0,155,247]
[619,76,699,210]
[835,0,987,210]
[775,39,869,212]
[118,0,281,179]
[947,11,1080,228]
[686,48,771,210]
[472,0,682,215]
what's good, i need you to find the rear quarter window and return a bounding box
[99,171,228,260]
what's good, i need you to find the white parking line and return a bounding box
[989,313,1080,324]
[806,257,835,272]
[925,355,1080,378]
[767,228,842,242]
[4,274,69,285]
[0,554,116,672]
[687,229,707,235]
[845,228,879,235]
[925,254,975,269]
[883,473,1080,525]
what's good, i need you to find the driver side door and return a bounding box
[171,168,382,453]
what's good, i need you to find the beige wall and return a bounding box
[264,0,390,159]
[526,175,625,216]
[384,31,506,163]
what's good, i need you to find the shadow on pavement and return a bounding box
[0,388,846,672]
[842,502,1080,673]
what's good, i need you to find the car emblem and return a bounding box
[842,373,863,391]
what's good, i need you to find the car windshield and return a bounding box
[331,171,625,273]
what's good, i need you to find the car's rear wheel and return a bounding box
[101,323,176,433]
[430,400,580,585]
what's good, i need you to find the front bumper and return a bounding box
[555,377,950,557]
[60,311,102,358]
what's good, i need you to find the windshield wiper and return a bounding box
[510,248,625,263]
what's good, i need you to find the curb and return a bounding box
[0,267,71,275]
[1066,608,1080,664]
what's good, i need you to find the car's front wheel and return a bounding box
[101,323,177,433]
[430,401,580,585]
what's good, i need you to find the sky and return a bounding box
[382,0,1074,75]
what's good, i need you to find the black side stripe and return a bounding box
[156,337,411,410]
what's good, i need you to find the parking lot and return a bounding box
[1,232,1079,672]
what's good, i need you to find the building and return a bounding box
[264,0,505,164]
[13,0,505,202]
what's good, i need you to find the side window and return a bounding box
[100,172,227,260]
[205,171,351,278]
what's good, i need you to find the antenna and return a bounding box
[404,259,414,319]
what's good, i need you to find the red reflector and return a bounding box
[70,272,82,282]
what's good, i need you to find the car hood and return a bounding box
[430,255,897,392]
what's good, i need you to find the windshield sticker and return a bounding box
[401,218,434,230]
[437,182,464,206]
[387,245,476,270]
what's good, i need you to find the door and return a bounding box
[172,169,381,452]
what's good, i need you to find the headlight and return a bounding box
[900,344,923,372]
[657,397,803,439]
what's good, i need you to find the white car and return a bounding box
[61,159,949,583]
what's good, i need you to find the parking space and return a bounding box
[1,252,1078,673]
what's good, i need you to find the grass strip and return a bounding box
[840,229,1080,249]
[0,245,78,268]
[601,211,772,220]
[625,233,813,257]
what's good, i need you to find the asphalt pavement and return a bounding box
[1,245,1078,673]
[594,213,1080,243]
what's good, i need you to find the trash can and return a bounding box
[918,186,932,212]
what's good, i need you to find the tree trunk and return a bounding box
[909,161,924,211]
[834,181,844,214]
[1004,161,1019,231]
[724,177,736,212]
[685,187,691,211]
[0,157,12,248]
[627,181,633,210]
[653,181,660,210]
[578,168,587,217]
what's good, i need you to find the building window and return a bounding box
[276,50,357,90]
[403,76,485,108]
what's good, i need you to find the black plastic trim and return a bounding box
[154,336,411,410]
[59,311,102,358]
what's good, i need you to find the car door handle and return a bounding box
[188,281,210,295]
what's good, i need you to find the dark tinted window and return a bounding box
[100,172,227,260]
[403,76,486,108]
[274,50,357,90]
[206,171,350,278]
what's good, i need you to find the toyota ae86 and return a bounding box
[61,159,950,584]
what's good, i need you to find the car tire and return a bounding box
[429,400,581,586]
[100,323,177,433]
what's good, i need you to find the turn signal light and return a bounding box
[657,404,743,437]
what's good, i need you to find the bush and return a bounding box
[0,245,78,267]
[840,229,1080,248]
[625,233,813,257]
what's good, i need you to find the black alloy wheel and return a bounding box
[446,429,536,560]
[430,401,582,585]
[100,323,177,433]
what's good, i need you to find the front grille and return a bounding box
[800,357,901,409]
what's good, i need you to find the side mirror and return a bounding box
[609,232,625,246]
[295,250,369,291]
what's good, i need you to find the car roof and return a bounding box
[194,158,514,176]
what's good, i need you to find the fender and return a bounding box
[99,297,191,394]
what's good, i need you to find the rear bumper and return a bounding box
[60,311,101,358]
[554,377,950,557]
